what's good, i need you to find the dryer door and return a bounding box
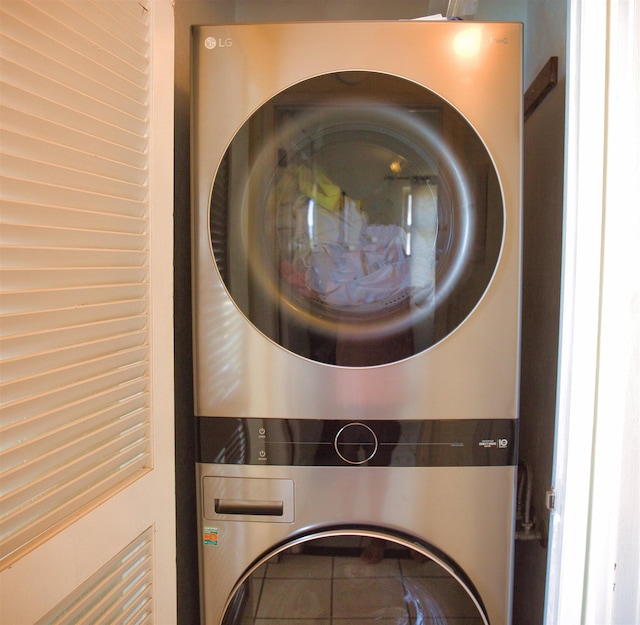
[220,528,489,625]
[210,72,503,366]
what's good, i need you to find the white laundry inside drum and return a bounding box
[281,174,437,311]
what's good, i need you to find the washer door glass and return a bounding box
[222,529,488,625]
[210,72,503,366]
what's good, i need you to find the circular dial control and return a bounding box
[334,423,378,465]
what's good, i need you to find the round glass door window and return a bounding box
[222,529,488,625]
[210,72,503,366]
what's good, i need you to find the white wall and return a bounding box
[234,0,447,21]
[233,0,526,23]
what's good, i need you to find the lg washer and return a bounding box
[191,20,522,625]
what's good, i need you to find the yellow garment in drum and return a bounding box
[297,165,342,211]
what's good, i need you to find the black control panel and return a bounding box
[197,417,518,467]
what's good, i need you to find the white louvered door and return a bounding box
[0,1,176,623]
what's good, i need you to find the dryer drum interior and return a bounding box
[221,528,489,625]
[209,72,504,366]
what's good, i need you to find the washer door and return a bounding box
[221,528,488,625]
[210,72,503,366]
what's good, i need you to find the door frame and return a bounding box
[546,0,640,622]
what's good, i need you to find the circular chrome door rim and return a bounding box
[222,526,490,625]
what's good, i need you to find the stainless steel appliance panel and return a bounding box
[198,462,516,625]
[192,21,522,421]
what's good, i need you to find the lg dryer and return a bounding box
[191,21,522,422]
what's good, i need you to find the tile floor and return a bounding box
[228,537,485,625]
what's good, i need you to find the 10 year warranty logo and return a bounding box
[479,438,509,449]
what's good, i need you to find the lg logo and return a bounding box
[205,36,233,50]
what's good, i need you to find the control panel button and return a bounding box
[334,423,378,465]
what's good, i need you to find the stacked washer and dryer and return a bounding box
[191,20,522,625]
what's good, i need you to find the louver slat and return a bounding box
[0,316,147,361]
[1,417,149,513]
[0,35,148,120]
[0,200,146,232]
[0,11,148,99]
[2,450,150,572]
[1,344,148,405]
[36,529,154,625]
[1,107,147,172]
[0,0,152,565]
[1,389,148,469]
[2,129,147,185]
[1,58,147,135]
[0,284,147,315]
[1,323,145,368]
[0,175,147,217]
[0,1,149,82]
[1,154,148,201]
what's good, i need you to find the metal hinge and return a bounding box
[545,488,556,512]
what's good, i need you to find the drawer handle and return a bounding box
[214,498,284,516]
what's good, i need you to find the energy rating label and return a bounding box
[203,527,218,546]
